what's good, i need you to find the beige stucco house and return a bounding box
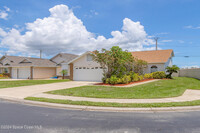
[67,49,174,82]
[0,56,58,79]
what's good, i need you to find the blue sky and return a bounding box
[0,0,200,68]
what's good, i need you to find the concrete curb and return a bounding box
[1,96,200,112]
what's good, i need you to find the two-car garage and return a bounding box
[11,67,56,79]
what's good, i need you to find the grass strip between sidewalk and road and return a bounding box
[25,97,200,108]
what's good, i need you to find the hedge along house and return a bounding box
[68,49,174,82]
[0,55,58,79]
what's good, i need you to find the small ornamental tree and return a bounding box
[166,65,180,79]
[60,69,68,79]
[92,46,135,81]
[133,58,147,75]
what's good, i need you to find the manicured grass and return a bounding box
[47,77,200,99]
[0,79,70,89]
[25,97,200,108]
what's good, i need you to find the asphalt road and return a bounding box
[0,99,200,133]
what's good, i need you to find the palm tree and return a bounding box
[166,65,180,79]
[60,69,68,79]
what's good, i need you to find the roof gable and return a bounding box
[19,58,32,63]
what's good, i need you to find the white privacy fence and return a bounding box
[175,68,200,79]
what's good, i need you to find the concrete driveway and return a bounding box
[0,81,95,99]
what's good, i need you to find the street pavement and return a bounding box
[0,99,200,133]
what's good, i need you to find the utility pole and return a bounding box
[154,37,159,50]
[40,50,42,59]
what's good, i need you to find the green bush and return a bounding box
[121,75,131,84]
[117,78,122,84]
[109,75,118,85]
[144,73,153,79]
[139,75,144,81]
[152,71,166,79]
[106,78,110,84]
[132,73,140,82]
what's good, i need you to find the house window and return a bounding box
[83,67,86,69]
[4,68,8,73]
[87,54,93,61]
[151,65,158,73]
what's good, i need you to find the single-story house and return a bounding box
[0,55,58,79]
[50,53,78,76]
[67,49,174,82]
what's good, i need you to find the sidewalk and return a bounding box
[33,89,200,103]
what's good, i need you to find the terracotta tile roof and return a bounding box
[131,49,174,63]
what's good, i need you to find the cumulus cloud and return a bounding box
[0,4,154,56]
[0,6,10,20]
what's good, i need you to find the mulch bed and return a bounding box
[94,79,155,86]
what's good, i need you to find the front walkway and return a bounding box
[0,81,96,99]
[33,89,200,103]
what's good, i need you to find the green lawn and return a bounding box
[47,77,200,99]
[0,79,70,89]
[25,97,200,108]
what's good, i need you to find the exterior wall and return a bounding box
[56,66,62,76]
[178,68,200,79]
[73,54,101,68]
[33,67,56,79]
[144,63,165,73]
[164,58,173,68]
[56,63,69,76]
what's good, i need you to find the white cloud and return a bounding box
[0,6,10,20]
[0,4,154,56]
[184,25,200,29]
[0,28,7,37]
[161,40,172,43]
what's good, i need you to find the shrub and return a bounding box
[139,75,144,81]
[144,73,153,79]
[109,75,118,85]
[106,78,110,84]
[0,74,3,77]
[132,73,140,82]
[121,75,131,84]
[166,65,180,79]
[152,71,166,79]
[117,78,122,84]
[102,77,106,83]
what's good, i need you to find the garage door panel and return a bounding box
[73,67,103,82]
[12,68,17,79]
[18,68,30,79]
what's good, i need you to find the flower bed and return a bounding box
[94,79,155,86]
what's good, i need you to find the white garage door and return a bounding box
[12,68,30,79]
[73,67,103,82]
[12,68,17,79]
[18,68,30,79]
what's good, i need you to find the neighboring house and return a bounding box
[68,49,174,82]
[131,49,174,73]
[0,56,58,79]
[50,53,78,76]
